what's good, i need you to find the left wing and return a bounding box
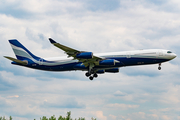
[49,38,103,68]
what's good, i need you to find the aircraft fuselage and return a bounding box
[12,49,176,72]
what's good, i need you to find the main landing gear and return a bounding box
[85,72,98,80]
[158,63,161,70]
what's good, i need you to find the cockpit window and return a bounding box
[167,51,172,53]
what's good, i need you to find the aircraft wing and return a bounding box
[49,38,103,67]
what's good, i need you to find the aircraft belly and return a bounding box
[120,57,169,66]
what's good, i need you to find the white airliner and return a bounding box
[4,38,177,80]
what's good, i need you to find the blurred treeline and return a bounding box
[0,112,96,120]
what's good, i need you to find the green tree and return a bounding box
[91,118,96,120]
[37,111,96,120]
[58,116,65,120]
[49,115,56,120]
[9,116,12,120]
[2,116,6,120]
[41,116,48,120]
[78,118,85,120]
[66,111,72,120]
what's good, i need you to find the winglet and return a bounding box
[49,38,57,44]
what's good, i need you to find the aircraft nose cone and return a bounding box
[172,53,177,59]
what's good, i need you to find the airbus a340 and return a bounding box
[4,38,177,80]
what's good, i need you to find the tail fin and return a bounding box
[9,39,40,60]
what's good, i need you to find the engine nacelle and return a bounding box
[76,52,93,59]
[96,70,105,74]
[105,68,119,73]
[99,59,115,66]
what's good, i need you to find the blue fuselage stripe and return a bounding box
[12,56,170,71]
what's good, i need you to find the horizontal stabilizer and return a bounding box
[4,56,28,65]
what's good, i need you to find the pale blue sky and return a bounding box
[0,0,180,120]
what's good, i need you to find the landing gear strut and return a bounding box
[85,64,99,80]
[158,63,161,70]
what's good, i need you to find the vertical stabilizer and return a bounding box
[9,39,40,60]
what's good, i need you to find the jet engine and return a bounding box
[96,70,105,74]
[105,68,119,73]
[76,52,93,59]
[95,68,119,74]
[99,59,117,66]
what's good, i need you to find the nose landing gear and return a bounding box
[158,63,161,70]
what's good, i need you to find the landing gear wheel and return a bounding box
[158,63,161,70]
[93,73,98,78]
[89,76,94,80]
[158,67,161,70]
[85,72,91,77]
